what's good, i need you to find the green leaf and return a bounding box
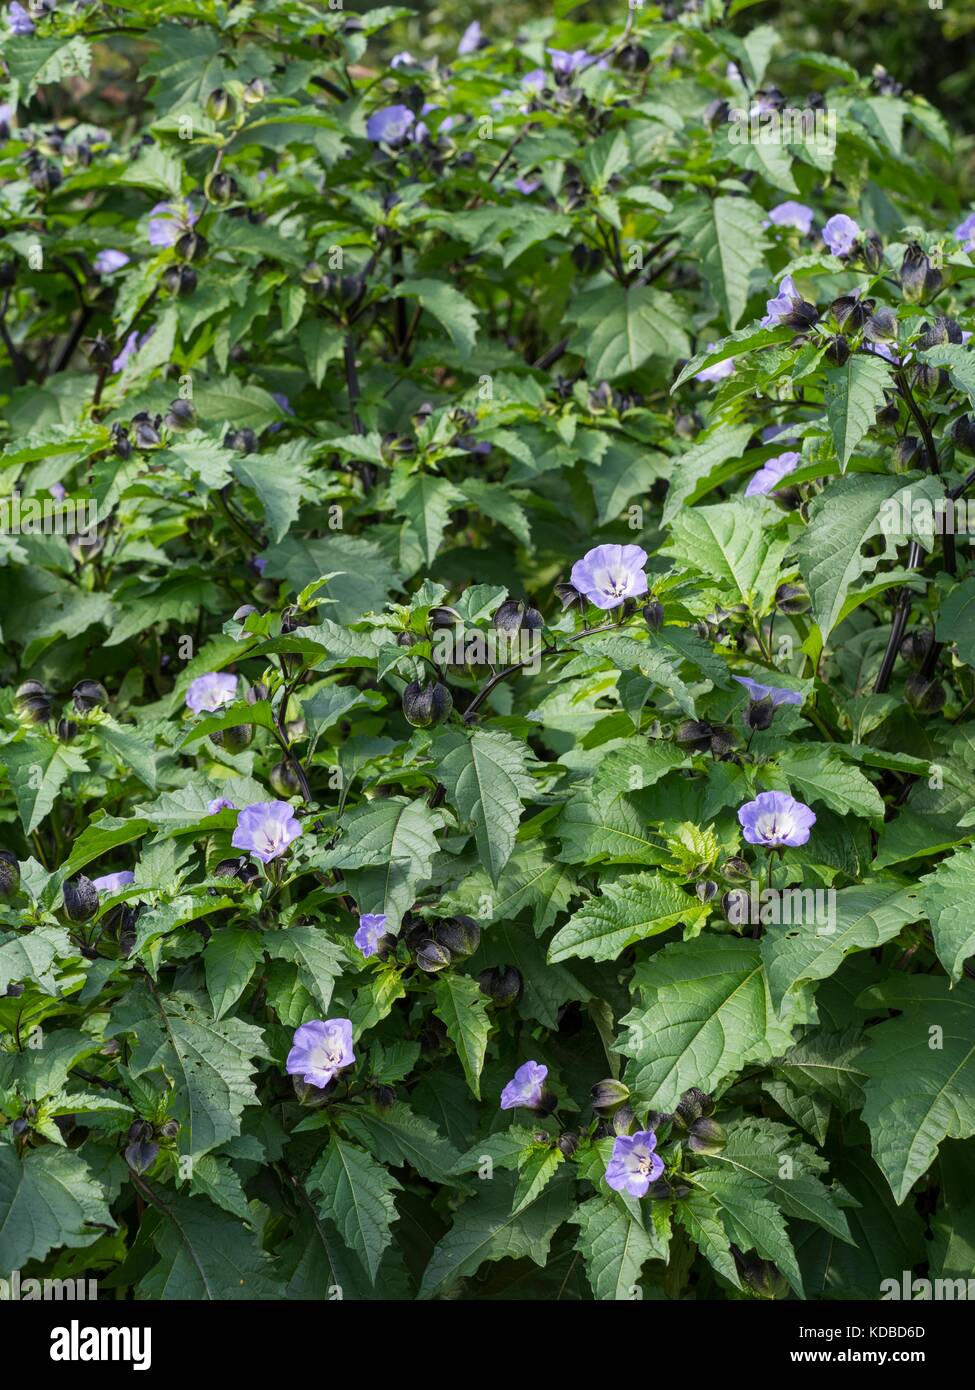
[860,979,975,1202]
[418,1170,572,1298]
[0,1143,113,1277]
[307,1137,401,1284]
[769,745,886,824]
[920,847,975,983]
[114,988,270,1160]
[569,285,690,380]
[264,928,346,1013]
[824,352,893,468]
[3,739,89,834]
[324,797,445,931]
[394,279,479,355]
[548,874,707,964]
[571,1194,661,1300]
[432,973,492,1099]
[694,1168,805,1296]
[338,1101,461,1183]
[675,195,769,329]
[435,729,534,886]
[139,1191,283,1299]
[664,500,788,610]
[936,576,975,667]
[761,883,921,1011]
[619,937,792,1108]
[675,1189,742,1290]
[203,929,265,1021]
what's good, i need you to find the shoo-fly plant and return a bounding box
[1,0,975,1307]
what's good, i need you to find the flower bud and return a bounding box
[243,77,266,105]
[687,1116,725,1154]
[0,851,21,903]
[695,879,718,902]
[557,1132,580,1157]
[72,679,108,712]
[554,581,584,612]
[590,1078,630,1116]
[642,599,664,631]
[953,415,975,452]
[224,428,258,454]
[206,87,230,121]
[741,1255,790,1300]
[16,680,51,724]
[830,294,869,332]
[57,717,77,742]
[402,679,452,728]
[415,939,452,973]
[205,170,238,205]
[675,1087,713,1125]
[825,334,850,367]
[493,599,543,635]
[745,696,775,731]
[158,1119,180,1139]
[265,760,300,799]
[431,915,480,959]
[875,398,900,428]
[63,874,99,923]
[861,231,884,273]
[209,724,254,754]
[611,1103,636,1135]
[615,42,649,72]
[234,604,258,622]
[112,424,133,459]
[774,583,810,615]
[175,230,207,262]
[164,398,196,431]
[905,674,945,713]
[477,964,522,1001]
[722,856,750,883]
[162,264,197,296]
[900,242,941,303]
[892,436,921,471]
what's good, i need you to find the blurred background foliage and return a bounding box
[368,0,974,132]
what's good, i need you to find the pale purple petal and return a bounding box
[185,671,238,714]
[354,913,388,958]
[734,676,803,706]
[232,800,303,864]
[286,1018,354,1087]
[367,105,414,146]
[94,250,130,274]
[746,450,801,496]
[500,1060,548,1110]
[738,791,816,848]
[605,1130,664,1198]
[207,797,236,814]
[822,214,859,257]
[766,201,814,234]
[92,871,135,894]
[570,543,648,610]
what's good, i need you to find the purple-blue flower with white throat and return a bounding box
[286,1018,354,1088]
[605,1130,665,1198]
[8,2,35,34]
[547,48,589,78]
[500,1060,548,1111]
[232,800,302,864]
[762,275,801,332]
[354,913,388,958]
[112,330,143,373]
[734,676,803,707]
[746,450,801,496]
[738,791,816,848]
[954,212,975,252]
[367,104,414,146]
[94,250,130,274]
[766,201,814,234]
[49,482,66,501]
[147,200,199,249]
[823,214,859,257]
[390,51,416,68]
[458,20,482,54]
[207,797,236,815]
[570,543,648,610]
[695,342,734,382]
[92,871,135,895]
[514,175,540,195]
[185,671,237,714]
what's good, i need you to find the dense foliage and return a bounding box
[2,0,975,1302]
